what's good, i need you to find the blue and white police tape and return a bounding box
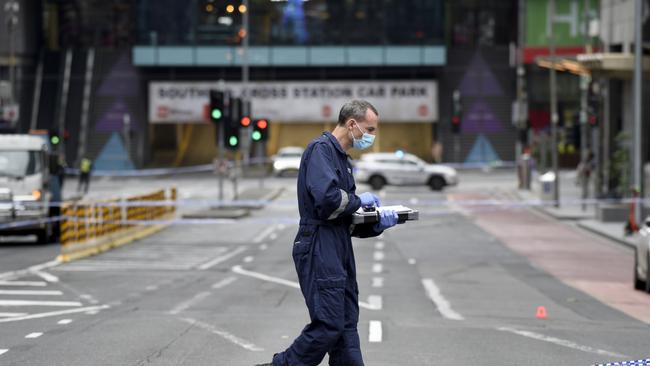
[593,359,650,366]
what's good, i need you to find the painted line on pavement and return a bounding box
[0,349,7,356]
[372,264,383,274]
[0,305,109,323]
[181,317,264,352]
[366,295,383,310]
[232,266,380,311]
[212,276,238,289]
[497,327,628,359]
[169,291,212,315]
[33,271,59,283]
[0,260,60,282]
[253,225,277,244]
[421,278,464,321]
[25,332,43,339]
[0,281,47,287]
[0,300,82,307]
[0,290,63,296]
[243,256,254,263]
[0,313,27,318]
[373,251,385,261]
[198,247,248,270]
[372,277,384,288]
[375,242,385,250]
[369,321,383,343]
[408,258,416,265]
[57,319,73,325]
[259,244,268,251]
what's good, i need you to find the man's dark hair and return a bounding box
[337,100,379,126]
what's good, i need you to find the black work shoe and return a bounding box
[254,363,272,366]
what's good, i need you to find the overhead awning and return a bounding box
[535,52,650,79]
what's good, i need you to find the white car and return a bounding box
[271,146,304,176]
[635,217,650,292]
[354,152,458,191]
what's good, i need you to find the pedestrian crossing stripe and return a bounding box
[593,359,650,366]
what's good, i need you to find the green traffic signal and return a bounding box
[228,136,238,147]
[251,131,262,141]
[50,136,60,145]
[211,108,223,120]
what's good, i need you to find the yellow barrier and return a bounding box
[58,187,177,262]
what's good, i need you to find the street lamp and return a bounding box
[4,0,19,104]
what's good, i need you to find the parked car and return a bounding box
[271,146,304,176]
[634,216,650,292]
[354,152,458,191]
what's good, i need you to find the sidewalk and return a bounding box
[515,170,635,249]
[182,186,284,219]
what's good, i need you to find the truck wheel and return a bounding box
[369,175,386,191]
[634,248,645,290]
[429,176,445,191]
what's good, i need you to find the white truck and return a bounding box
[0,134,61,243]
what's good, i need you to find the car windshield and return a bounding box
[0,150,41,178]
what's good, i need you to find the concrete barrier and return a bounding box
[57,188,177,262]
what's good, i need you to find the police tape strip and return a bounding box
[0,197,643,232]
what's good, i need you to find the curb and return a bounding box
[576,221,636,249]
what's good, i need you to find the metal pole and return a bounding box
[241,0,250,167]
[633,0,644,225]
[579,0,590,211]
[549,0,560,208]
[58,49,73,159]
[516,0,527,165]
[77,48,95,163]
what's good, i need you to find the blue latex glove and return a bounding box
[374,209,398,232]
[359,192,381,208]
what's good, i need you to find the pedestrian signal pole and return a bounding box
[451,90,462,163]
[210,88,226,201]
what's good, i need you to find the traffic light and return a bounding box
[587,84,600,127]
[224,97,241,150]
[451,90,462,134]
[240,100,252,127]
[252,119,269,142]
[49,131,61,146]
[209,90,225,124]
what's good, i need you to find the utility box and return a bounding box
[539,171,556,202]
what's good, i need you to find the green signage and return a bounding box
[526,0,599,47]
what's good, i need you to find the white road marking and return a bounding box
[368,321,382,343]
[0,281,47,287]
[0,313,27,317]
[86,310,99,315]
[57,319,73,325]
[169,291,212,315]
[0,349,7,356]
[372,263,383,274]
[269,233,278,241]
[145,285,158,291]
[409,197,419,205]
[25,332,43,339]
[181,317,264,352]
[0,290,63,296]
[372,277,384,288]
[259,244,268,251]
[375,242,385,250]
[0,305,109,323]
[421,278,464,321]
[80,294,99,304]
[232,266,379,311]
[367,295,383,310]
[408,258,416,265]
[243,256,254,263]
[198,247,248,270]
[497,327,628,358]
[253,225,277,244]
[278,224,286,230]
[0,300,82,307]
[33,271,59,283]
[373,251,385,261]
[212,276,238,289]
[232,265,299,289]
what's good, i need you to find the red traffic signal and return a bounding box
[240,116,251,127]
[256,119,268,129]
[452,115,460,124]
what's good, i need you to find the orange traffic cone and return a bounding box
[536,306,548,319]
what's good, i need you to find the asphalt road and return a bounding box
[0,172,649,365]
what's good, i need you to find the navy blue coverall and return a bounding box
[273,132,382,366]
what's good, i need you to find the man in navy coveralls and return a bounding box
[257,100,399,366]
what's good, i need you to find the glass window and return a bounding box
[136,0,445,46]
[0,151,41,178]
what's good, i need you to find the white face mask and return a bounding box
[350,122,375,150]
